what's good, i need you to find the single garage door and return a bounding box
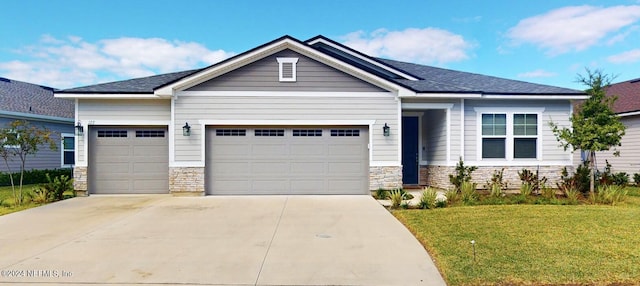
[206,126,369,195]
[89,127,169,194]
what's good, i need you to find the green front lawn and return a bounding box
[0,184,45,215]
[394,188,640,285]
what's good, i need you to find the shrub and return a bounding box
[374,188,389,200]
[485,169,506,198]
[564,187,581,205]
[518,168,548,194]
[520,183,534,197]
[0,168,72,186]
[28,186,49,204]
[591,185,628,205]
[418,187,438,209]
[541,185,556,199]
[37,174,74,202]
[388,189,405,209]
[449,158,477,192]
[598,160,614,186]
[557,164,591,194]
[634,173,640,187]
[612,172,629,186]
[460,181,478,205]
[445,188,459,204]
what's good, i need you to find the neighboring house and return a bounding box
[586,78,640,177]
[0,77,75,172]
[55,35,587,195]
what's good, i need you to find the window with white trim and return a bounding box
[276,57,298,82]
[61,133,75,167]
[479,111,540,160]
[2,129,19,149]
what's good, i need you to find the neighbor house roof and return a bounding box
[0,77,74,119]
[56,35,585,96]
[605,78,640,115]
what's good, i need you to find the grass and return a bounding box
[393,187,640,285]
[0,184,52,216]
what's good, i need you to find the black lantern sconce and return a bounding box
[383,123,390,137]
[75,122,84,136]
[182,122,191,136]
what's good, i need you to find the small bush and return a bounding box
[418,187,438,209]
[612,172,629,186]
[557,164,591,194]
[518,168,548,194]
[374,188,389,200]
[634,173,640,187]
[37,174,74,202]
[449,158,477,192]
[29,186,49,204]
[520,183,534,197]
[564,187,581,205]
[541,186,556,199]
[591,185,628,205]
[445,188,459,204]
[460,181,478,205]
[598,160,614,186]
[388,189,404,209]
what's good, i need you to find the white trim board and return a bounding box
[176,91,393,97]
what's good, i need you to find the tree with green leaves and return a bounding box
[550,69,626,195]
[0,120,57,205]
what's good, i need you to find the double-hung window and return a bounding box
[478,109,541,161]
[61,133,75,167]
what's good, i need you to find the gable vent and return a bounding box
[276,57,298,82]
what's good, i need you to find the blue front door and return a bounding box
[402,116,419,185]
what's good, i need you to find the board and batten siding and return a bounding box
[591,115,640,177]
[186,50,386,92]
[173,95,398,163]
[0,118,74,171]
[463,99,572,164]
[76,99,170,163]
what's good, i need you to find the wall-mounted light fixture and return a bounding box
[182,122,191,136]
[383,123,390,137]
[75,122,84,136]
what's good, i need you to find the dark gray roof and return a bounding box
[378,59,584,95]
[0,77,73,119]
[59,69,201,93]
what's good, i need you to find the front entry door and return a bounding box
[402,116,419,184]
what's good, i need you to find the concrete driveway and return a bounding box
[0,195,446,286]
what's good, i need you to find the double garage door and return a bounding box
[89,127,169,194]
[206,126,369,195]
[89,126,368,195]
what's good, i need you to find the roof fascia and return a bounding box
[154,36,415,97]
[0,110,73,124]
[481,94,589,100]
[306,36,420,81]
[55,93,165,99]
[618,110,640,117]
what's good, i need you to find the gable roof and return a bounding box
[605,78,640,115]
[56,35,585,97]
[0,77,74,120]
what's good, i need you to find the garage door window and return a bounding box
[331,129,360,136]
[293,129,322,136]
[97,130,127,137]
[216,129,246,136]
[255,129,285,136]
[136,130,165,137]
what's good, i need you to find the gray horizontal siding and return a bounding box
[187,50,385,92]
[593,115,640,177]
[0,117,74,172]
[174,95,398,163]
[423,110,447,162]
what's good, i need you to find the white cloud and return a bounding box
[517,69,557,78]
[507,5,640,55]
[607,49,640,63]
[340,28,474,65]
[0,35,234,88]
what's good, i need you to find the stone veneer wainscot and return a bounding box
[169,167,205,196]
[423,165,571,190]
[73,166,88,196]
[369,166,402,190]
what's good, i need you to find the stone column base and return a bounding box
[73,166,88,196]
[169,167,205,196]
[369,166,402,190]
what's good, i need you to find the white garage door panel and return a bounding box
[89,127,168,194]
[206,126,368,195]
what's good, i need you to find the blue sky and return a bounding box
[1,0,640,90]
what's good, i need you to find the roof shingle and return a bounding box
[605,78,640,114]
[0,77,73,119]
